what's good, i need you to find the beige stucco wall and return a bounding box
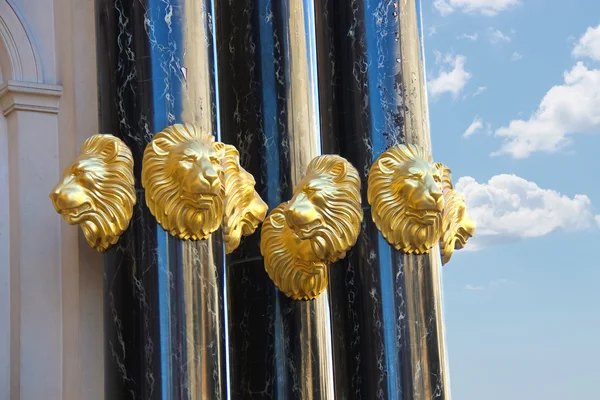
[0,0,104,399]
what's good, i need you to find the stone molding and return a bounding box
[0,80,62,115]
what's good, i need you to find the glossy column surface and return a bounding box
[217,0,335,398]
[318,0,451,399]
[96,1,227,399]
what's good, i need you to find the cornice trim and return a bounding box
[0,80,62,116]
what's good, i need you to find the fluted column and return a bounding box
[318,0,452,399]
[217,0,335,398]
[95,1,227,399]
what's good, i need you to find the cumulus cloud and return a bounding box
[511,52,523,61]
[494,62,600,158]
[488,28,511,43]
[572,23,600,61]
[433,0,455,16]
[434,0,520,16]
[458,33,479,41]
[463,116,483,137]
[465,279,511,291]
[428,54,472,99]
[455,174,600,250]
[473,86,487,96]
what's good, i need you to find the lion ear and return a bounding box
[101,139,120,163]
[151,139,169,156]
[331,160,347,182]
[377,157,396,175]
[213,141,225,155]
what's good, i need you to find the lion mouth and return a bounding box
[181,192,217,208]
[406,208,441,225]
[292,219,323,237]
[61,203,93,219]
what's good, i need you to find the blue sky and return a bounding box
[422,1,600,399]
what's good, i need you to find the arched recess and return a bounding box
[0,0,43,83]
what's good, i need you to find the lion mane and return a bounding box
[221,145,268,254]
[49,134,136,252]
[367,144,444,254]
[436,163,476,265]
[142,124,225,241]
[261,155,363,300]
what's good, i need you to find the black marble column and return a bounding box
[318,0,451,399]
[96,1,227,399]
[217,0,336,398]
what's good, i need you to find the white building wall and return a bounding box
[0,0,104,399]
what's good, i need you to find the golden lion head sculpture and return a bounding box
[50,134,136,252]
[436,163,476,265]
[221,145,268,254]
[367,144,444,254]
[261,155,363,300]
[142,123,266,250]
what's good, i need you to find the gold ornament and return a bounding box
[260,155,363,300]
[367,144,475,261]
[436,163,476,265]
[367,144,444,254]
[50,134,136,252]
[221,144,268,254]
[142,123,266,252]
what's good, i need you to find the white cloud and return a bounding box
[465,279,511,291]
[490,278,510,286]
[488,28,511,43]
[428,26,438,37]
[433,50,443,65]
[434,0,455,16]
[434,0,520,16]
[494,62,600,158]
[458,33,479,41]
[473,86,487,96]
[428,54,471,99]
[455,174,600,250]
[511,52,523,61]
[463,116,483,137]
[572,24,600,61]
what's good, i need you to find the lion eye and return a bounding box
[71,167,84,176]
[77,172,94,186]
[304,187,317,197]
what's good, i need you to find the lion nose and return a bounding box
[430,190,442,203]
[205,172,218,186]
[285,206,301,228]
[49,190,59,203]
[428,188,443,209]
[200,160,220,190]
[284,195,315,228]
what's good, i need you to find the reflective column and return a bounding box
[95,1,227,399]
[318,0,451,399]
[216,0,335,398]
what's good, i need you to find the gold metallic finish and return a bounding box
[221,144,268,254]
[181,237,226,398]
[261,155,363,300]
[367,144,444,254]
[399,0,432,150]
[50,134,136,252]
[436,163,476,265]
[142,123,225,240]
[142,123,266,250]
